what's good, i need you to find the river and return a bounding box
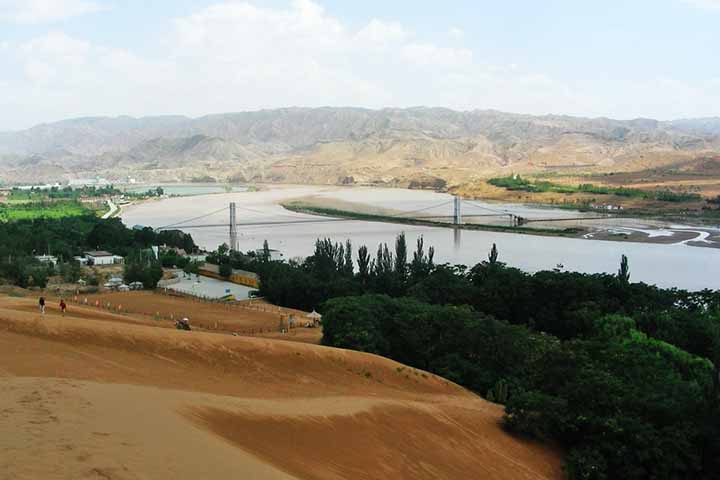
[121,185,720,291]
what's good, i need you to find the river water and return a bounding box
[121,185,720,291]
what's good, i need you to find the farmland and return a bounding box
[0,201,94,222]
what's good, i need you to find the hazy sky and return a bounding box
[1,0,719,130]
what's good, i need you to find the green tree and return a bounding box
[357,245,372,283]
[123,250,163,289]
[183,260,201,276]
[219,262,232,278]
[618,254,630,284]
[343,239,354,276]
[394,232,408,282]
[410,236,434,280]
[29,266,49,288]
[262,239,271,262]
[59,260,81,283]
[488,243,499,265]
[505,337,713,480]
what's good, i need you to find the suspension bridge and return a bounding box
[155,197,606,250]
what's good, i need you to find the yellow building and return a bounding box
[199,263,260,289]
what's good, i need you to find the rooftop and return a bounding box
[84,250,114,257]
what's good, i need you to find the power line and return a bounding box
[162,218,354,229]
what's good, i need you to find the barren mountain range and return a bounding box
[1,107,719,187]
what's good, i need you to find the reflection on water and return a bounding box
[454,228,462,252]
[121,186,720,291]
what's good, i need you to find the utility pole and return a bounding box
[229,202,238,252]
[453,196,462,225]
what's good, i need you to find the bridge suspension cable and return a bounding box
[389,199,455,218]
[155,197,509,234]
[462,199,512,216]
[233,203,310,221]
[164,218,353,229]
[157,206,229,230]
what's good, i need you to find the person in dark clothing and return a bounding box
[39,296,45,315]
[59,299,67,316]
[175,318,191,331]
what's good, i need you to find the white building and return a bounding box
[104,277,124,289]
[85,251,122,266]
[68,178,110,187]
[34,255,58,266]
[186,254,207,263]
[16,183,61,191]
[254,248,284,261]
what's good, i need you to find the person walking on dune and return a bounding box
[39,296,45,315]
[59,298,67,316]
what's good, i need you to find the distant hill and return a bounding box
[1,108,719,186]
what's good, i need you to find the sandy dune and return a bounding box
[0,294,563,480]
[75,291,323,343]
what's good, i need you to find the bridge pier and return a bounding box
[453,196,462,225]
[511,215,526,227]
[229,202,238,251]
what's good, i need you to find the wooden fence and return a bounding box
[67,290,318,338]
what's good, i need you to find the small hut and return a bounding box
[307,310,322,327]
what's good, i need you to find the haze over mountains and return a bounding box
[1,107,719,186]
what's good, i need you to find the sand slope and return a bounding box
[62,291,323,343]
[0,295,563,480]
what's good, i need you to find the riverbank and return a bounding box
[282,201,583,237]
[119,182,254,197]
[452,175,720,225]
[280,198,720,248]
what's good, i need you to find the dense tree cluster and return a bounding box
[0,215,196,288]
[204,240,277,279]
[123,250,164,289]
[256,234,720,479]
[9,185,121,200]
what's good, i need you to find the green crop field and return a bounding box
[487,175,703,202]
[0,201,92,222]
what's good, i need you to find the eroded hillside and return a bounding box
[1,108,719,186]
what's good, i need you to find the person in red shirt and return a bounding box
[59,298,67,316]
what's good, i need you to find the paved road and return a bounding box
[101,199,118,219]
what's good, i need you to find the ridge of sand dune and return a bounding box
[0,295,563,479]
[0,300,460,398]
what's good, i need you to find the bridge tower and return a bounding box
[229,202,238,251]
[453,196,462,225]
